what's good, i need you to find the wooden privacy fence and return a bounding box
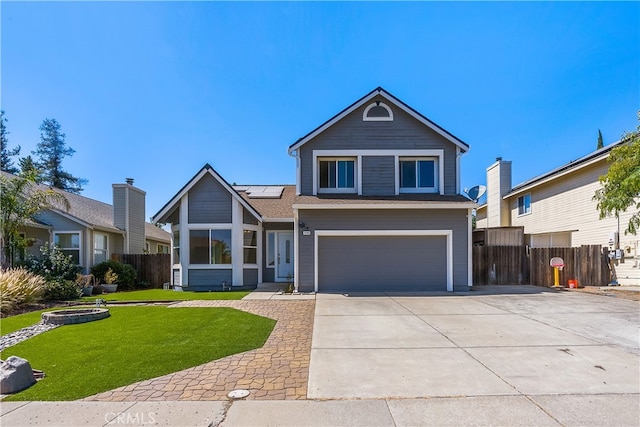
[473,245,609,287]
[529,245,609,287]
[473,246,528,285]
[113,253,171,288]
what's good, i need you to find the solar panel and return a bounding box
[242,186,284,199]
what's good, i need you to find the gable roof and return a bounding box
[288,86,469,154]
[151,163,263,224]
[0,171,170,242]
[235,185,296,221]
[506,139,624,198]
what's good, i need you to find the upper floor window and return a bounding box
[318,158,356,193]
[399,158,438,193]
[363,102,393,121]
[517,194,531,216]
[362,101,393,122]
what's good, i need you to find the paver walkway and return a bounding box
[84,299,315,401]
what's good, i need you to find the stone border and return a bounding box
[41,308,110,325]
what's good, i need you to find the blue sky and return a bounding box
[2,1,638,219]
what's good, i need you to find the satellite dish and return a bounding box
[464,185,487,202]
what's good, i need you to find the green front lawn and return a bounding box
[1,306,275,401]
[81,288,251,302]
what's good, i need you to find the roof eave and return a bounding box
[288,87,469,154]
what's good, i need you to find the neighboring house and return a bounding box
[153,87,475,292]
[2,172,171,270]
[475,141,639,285]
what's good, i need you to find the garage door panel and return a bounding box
[318,236,447,292]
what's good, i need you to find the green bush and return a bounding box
[90,261,137,291]
[0,267,46,312]
[28,243,82,281]
[43,279,81,301]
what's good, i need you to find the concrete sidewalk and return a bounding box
[2,395,640,426]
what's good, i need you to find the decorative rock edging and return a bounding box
[41,308,110,325]
[0,323,61,352]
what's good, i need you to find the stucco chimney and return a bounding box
[486,158,512,227]
[113,179,146,254]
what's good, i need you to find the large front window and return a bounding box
[189,229,232,265]
[94,233,108,264]
[399,158,437,192]
[319,159,355,192]
[54,232,81,264]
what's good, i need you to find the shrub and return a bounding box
[91,261,137,291]
[43,279,81,301]
[29,243,82,281]
[0,267,46,313]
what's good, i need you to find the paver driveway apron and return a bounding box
[307,289,640,401]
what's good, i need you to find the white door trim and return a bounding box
[314,229,453,293]
[276,231,295,282]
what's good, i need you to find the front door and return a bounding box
[277,232,294,280]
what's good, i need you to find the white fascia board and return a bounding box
[293,202,477,210]
[288,92,381,154]
[506,156,605,199]
[263,218,295,223]
[152,166,263,223]
[289,88,468,153]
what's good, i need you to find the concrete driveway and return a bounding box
[308,286,640,425]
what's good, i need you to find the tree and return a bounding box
[0,171,69,269]
[597,129,604,150]
[19,155,43,182]
[594,112,640,234]
[0,110,21,174]
[33,118,87,194]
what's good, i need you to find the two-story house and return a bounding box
[152,87,475,292]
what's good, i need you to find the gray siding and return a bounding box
[298,97,459,196]
[243,207,259,225]
[187,269,232,290]
[243,268,259,286]
[188,174,232,224]
[113,187,126,229]
[128,188,146,254]
[318,236,447,292]
[362,156,395,196]
[297,209,469,292]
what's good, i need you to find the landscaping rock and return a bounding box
[0,356,36,394]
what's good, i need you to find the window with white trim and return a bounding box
[517,194,531,216]
[243,229,257,264]
[189,229,232,265]
[157,244,169,254]
[318,158,356,193]
[172,229,180,264]
[54,232,81,265]
[94,233,108,264]
[266,232,275,268]
[363,102,393,121]
[399,158,438,193]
